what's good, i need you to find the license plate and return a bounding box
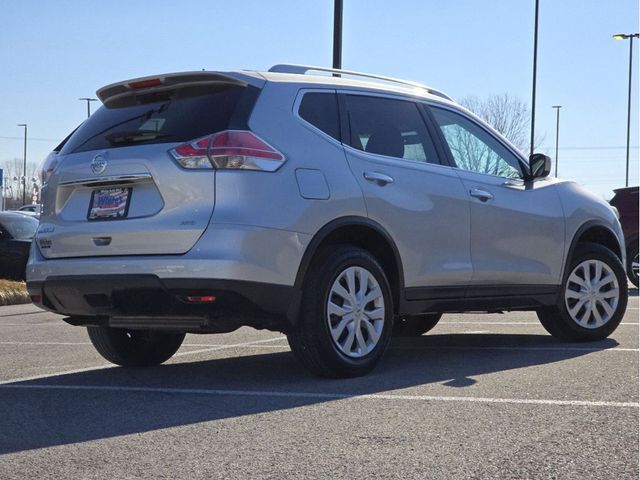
[88,187,132,221]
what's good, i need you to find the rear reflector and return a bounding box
[185,295,217,303]
[169,130,285,172]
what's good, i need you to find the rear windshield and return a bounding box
[1,215,38,240]
[60,85,259,154]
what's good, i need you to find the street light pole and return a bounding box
[552,106,562,177]
[79,97,97,118]
[613,33,639,186]
[530,0,540,158]
[333,0,343,71]
[17,124,27,205]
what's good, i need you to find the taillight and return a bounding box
[39,151,59,185]
[169,130,286,172]
[169,136,212,169]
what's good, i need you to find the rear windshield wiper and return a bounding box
[104,131,170,146]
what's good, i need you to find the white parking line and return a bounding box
[0,383,636,409]
[181,344,640,354]
[0,322,71,327]
[0,337,287,348]
[0,341,92,346]
[0,311,47,318]
[173,336,286,357]
[0,364,114,385]
[5,320,636,327]
[0,336,286,385]
[1,339,636,354]
[440,321,639,325]
[391,345,640,352]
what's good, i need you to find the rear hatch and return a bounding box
[37,72,262,259]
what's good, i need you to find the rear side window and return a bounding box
[298,92,340,140]
[344,95,439,164]
[60,85,259,154]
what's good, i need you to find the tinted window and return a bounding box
[430,107,523,179]
[1,215,38,240]
[60,85,258,154]
[299,92,340,140]
[345,95,438,164]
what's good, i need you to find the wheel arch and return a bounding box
[566,221,623,271]
[286,216,404,323]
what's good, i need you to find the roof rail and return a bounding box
[268,64,453,101]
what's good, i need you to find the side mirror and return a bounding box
[528,153,552,180]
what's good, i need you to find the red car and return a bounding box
[610,186,639,287]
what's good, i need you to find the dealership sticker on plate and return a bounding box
[88,187,132,221]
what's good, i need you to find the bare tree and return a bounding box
[459,94,543,154]
[440,121,521,178]
[1,158,40,203]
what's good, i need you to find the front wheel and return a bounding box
[287,245,394,378]
[87,326,185,366]
[537,242,628,342]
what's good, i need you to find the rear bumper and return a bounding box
[28,223,311,285]
[26,223,310,332]
[27,275,293,333]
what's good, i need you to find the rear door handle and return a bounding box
[469,187,494,202]
[363,171,394,186]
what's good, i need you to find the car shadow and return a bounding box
[0,333,620,454]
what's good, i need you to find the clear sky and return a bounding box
[0,0,637,199]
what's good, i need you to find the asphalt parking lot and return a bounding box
[0,292,637,479]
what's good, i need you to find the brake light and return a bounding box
[185,295,217,303]
[128,78,163,89]
[168,130,286,172]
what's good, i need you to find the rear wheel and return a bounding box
[87,326,185,366]
[626,241,639,288]
[537,242,627,342]
[287,245,394,378]
[394,313,442,336]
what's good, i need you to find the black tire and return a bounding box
[287,245,394,378]
[87,326,185,367]
[626,241,639,288]
[393,313,443,336]
[537,242,628,342]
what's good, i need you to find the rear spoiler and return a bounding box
[96,71,252,108]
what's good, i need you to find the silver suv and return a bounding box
[27,65,628,377]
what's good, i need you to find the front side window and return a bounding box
[345,95,438,164]
[430,107,523,179]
